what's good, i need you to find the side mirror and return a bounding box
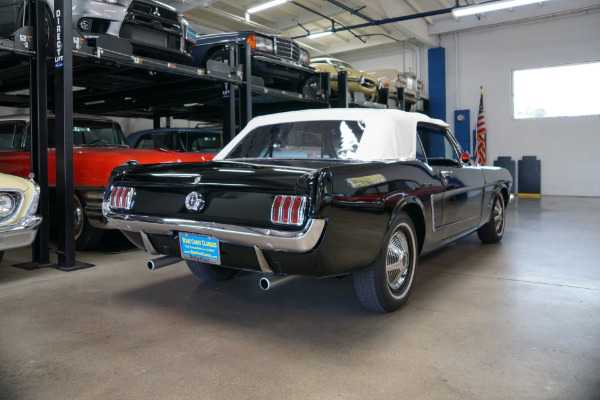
[461,152,471,163]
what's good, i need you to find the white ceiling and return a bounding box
[164,0,600,57]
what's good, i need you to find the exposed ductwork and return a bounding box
[291,5,456,39]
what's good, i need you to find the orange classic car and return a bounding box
[0,114,214,250]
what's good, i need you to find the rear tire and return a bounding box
[477,193,506,244]
[204,48,230,67]
[353,212,418,313]
[0,251,4,264]
[186,259,238,282]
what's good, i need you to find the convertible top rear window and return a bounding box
[226,120,366,160]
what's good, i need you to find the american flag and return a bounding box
[474,89,487,166]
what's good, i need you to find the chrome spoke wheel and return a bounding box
[386,232,410,291]
[73,195,84,240]
[493,196,505,235]
[477,193,507,244]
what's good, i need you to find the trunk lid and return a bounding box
[109,160,325,229]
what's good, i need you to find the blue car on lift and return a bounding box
[190,31,317,93]
[127,127,223,154]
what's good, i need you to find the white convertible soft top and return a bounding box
[214,108,449,161]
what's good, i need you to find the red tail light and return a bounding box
[271,195,307,226]
[109,186,135,210]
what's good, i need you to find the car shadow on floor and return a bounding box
[112,234,509,350]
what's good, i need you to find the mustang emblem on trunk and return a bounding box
[185,192,205,211]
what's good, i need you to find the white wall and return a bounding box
[441,10,600,196]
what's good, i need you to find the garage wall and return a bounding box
[440,10,600,197]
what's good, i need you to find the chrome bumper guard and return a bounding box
[0,216,43,251]
[103,202,326,253]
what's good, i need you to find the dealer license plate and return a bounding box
[179,232,220,265]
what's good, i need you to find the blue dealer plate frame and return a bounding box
[179,232,221,265]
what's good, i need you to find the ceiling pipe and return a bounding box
[325,0,394,38]
[323,0,377,24]
[289,1,366,43]
[405,0,435,25]
[292,6,456,39]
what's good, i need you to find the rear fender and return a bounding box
[389,196,426,255]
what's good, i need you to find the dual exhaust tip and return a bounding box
[148,256,292,290]
[259,274,293,290]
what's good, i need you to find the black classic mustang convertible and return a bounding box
[103,109,512,313]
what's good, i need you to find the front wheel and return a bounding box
[204,48,230,67]
[74,194,103,250]
[17,4,55,54]
[186,260,238,282]
[353,212,418,313]
[477,193,506,244]
[298,75,321,99]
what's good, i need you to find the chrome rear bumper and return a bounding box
[103,202,325,253]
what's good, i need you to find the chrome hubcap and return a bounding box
[74,196,84,239]
[386,231,410,291]
[493,198,504,234]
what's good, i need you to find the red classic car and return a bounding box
[0,114,214,250]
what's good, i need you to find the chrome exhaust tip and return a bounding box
[147,255,181,270]
[259,275,293,291]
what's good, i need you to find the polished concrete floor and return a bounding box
[0,196,599,400]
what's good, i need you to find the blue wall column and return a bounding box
[428,47,446,122]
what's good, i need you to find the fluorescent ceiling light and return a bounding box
[452,0,551,17]
[247,0,287,14]
[309,31,333,39]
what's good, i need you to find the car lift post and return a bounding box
[337,70,349,108]
[14,0,52,270]
[222,45,236,145]
[53,0,93,271]
[240,43,252,128]
[30,0,51,266]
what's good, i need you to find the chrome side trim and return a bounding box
[103,205,326,253]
